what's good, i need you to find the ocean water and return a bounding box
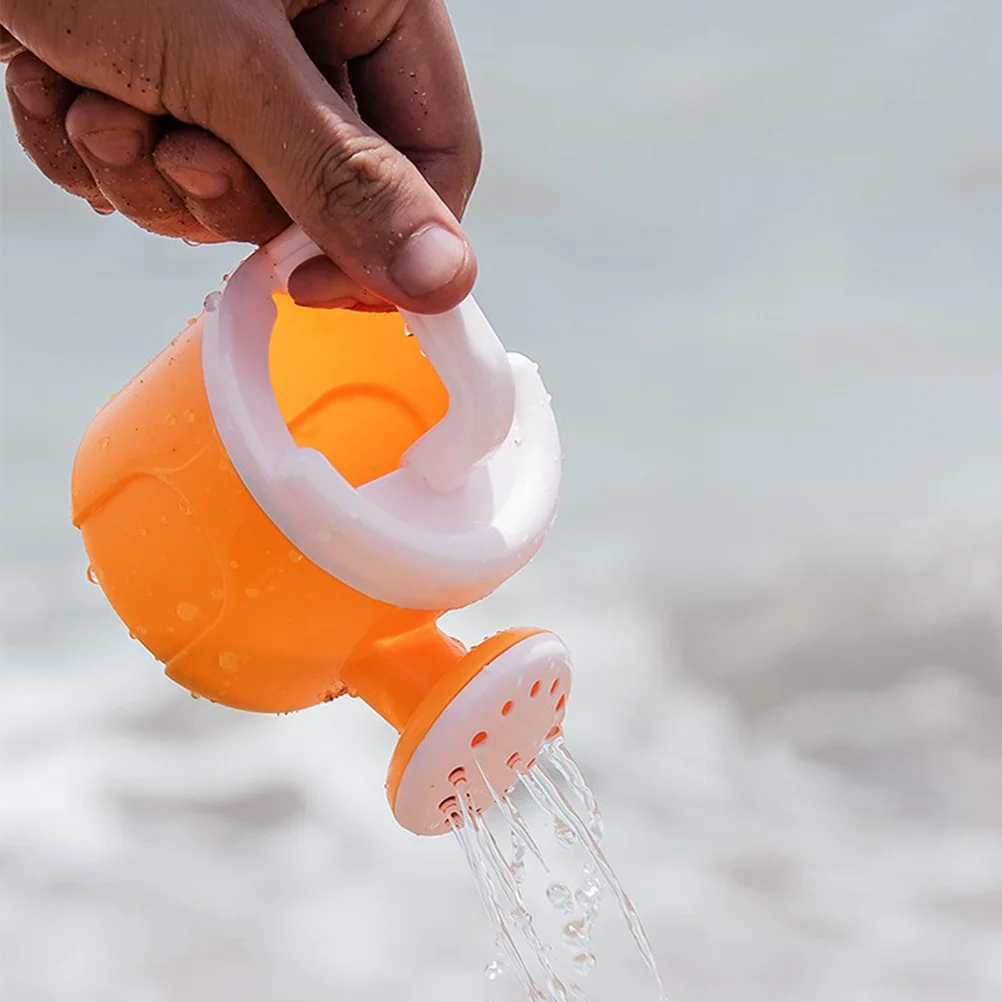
[2,2,1001,999]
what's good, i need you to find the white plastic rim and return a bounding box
[392,631,572,836]
[200,226,562,611]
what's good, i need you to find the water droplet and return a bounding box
[203,290,222,312]
[512,854,526,885]
[572,952,596,977]
[576,876,603,919]
[244,587,260,599]
[218,652,239,672]
[165,414,177,427]
[184,408,197,424]
[210,588,224,601]
[562,918,590,951]
[554,818,577,849]
[228,559,239,569]
[547,883,574,913]
[218,458,231,472]
[98,436,110,450]
[86,565,99,585]
[484,960,506,982]
[512,834,526,863]
[288,549,303,563]
[176,602,200,622]
[317,529,332,543]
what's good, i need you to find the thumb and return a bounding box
[199,15,476,313]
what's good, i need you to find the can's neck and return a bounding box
[342,625,468,732]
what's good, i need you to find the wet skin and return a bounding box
[1,0,482,313]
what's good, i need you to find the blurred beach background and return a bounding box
[2,1,1001,999]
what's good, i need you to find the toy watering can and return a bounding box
[71,226,572,836]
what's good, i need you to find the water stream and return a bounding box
[452,738,668,1002]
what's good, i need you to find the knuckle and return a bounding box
[294,0,410,61]
[308,129,406,225]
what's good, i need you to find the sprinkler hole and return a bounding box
[530,680,542,698]
[507,753,521,769]
[550,678,561,695]
[438,795,458,813]
[501,700,514,717]
[546,726,562,741]
[448,767,467,785]
[555,695,566,713]
[471,731,488,749]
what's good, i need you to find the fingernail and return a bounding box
[76,128,145,167]
[389,224,467,300]
[11,79,60,119]
[160,165,231,200]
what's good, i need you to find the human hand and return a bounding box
[1,1,480,312]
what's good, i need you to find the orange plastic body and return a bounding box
[71,297,524,733]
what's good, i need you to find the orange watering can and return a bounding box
[71,226,571,836]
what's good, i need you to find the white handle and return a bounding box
[202,225,562,610]
[266,226,515,493]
